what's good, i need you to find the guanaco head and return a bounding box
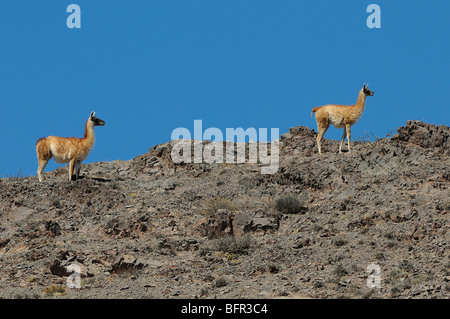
[90,111,106,126]
[363,84,374,96]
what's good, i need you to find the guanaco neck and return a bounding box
[83,118,95,149]
[352,89,367,119]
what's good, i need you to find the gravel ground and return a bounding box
[0,120,448,299]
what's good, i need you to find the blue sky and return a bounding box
[0,1,449,177]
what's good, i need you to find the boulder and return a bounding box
[394,120,449,150]
[110,254,145,274]
[232,212,279,237]
[196,210,279,238]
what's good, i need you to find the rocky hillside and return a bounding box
[0,120,449,299]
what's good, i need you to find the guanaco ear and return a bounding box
[363,84,366,89]
[90,111,95,119]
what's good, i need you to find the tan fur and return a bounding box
[311,85,373,154]
[36,112,105,181]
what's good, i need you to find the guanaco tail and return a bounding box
[36,111,105,182]
[311,84,374,154]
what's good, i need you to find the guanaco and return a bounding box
[311,84,374,154]
[36,111,105,181]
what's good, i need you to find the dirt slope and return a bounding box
[0,120,448,299]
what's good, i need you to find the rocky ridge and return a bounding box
[0,120,449,299]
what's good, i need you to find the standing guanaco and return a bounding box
[36,111,105,181]
[311,84,374,154]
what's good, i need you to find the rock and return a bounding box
[162,178,177,190]
[105,218,136,237]
[280,132,292,148]
[399,209,418,221]
[86,263,102,277]
[45,220,61,236]
[153,143,170,157]
[413,228,426,241]
[293,236,314,249]
[50,260,72,277]
[389,212,400,222]
[338,279,351,287]
[110,254,145,274]
[232,212,279,237]
[388,209,418,223]
[394,120,450,151]
[196,210,234,238]
[0,238,10,248]
[50,254,91,278]
[9,207,35,223]
[197,211,279,238]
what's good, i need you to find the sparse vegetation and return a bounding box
[391,278,413,297]
[214,235,253,255]
[399,260,415,273]
[334,264,348,277]
[333,238,348,247]
[359,130,395,145]
[14,293,41,299]
[43,284,66,296]
[314,281,325,289]
[435,200,450,211]
[374,251,386,261]
[3,168,24,179]
[202,196,240,215]
[214,276,228,288]
[274,194,306,214]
